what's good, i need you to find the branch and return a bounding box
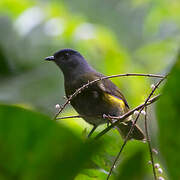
[94,94,160,139]
[144,107,157,180]
[106,77,166,180]
[56,115,82,120]
[53,73,166,119]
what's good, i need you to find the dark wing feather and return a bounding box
[66,71,129,109]
[92,72,130,109]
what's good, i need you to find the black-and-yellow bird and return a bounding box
[45,49,145,140]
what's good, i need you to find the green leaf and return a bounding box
[0,104,102,180]
[156,55,180,180]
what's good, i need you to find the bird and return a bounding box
[45,48,145,140]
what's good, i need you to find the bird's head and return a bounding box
[45,48,93,78]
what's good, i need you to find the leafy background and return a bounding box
[0,0,179,179]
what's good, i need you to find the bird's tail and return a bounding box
[116,120,145,141]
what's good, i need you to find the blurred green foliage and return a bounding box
[157,55,180,180]
[0,105,103,180]
[0,0,180,179]
[0,0,179,113]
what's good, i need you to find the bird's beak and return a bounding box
[45,56,55,61]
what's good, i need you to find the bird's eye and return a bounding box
[64,53,69,58]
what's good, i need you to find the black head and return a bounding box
[45,48,94,79]
[45,48,82,62]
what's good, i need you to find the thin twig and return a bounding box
[144,107,157,180]
[106,77,166,180]
[56,115,82,120]
[53,73,166,120]
[95,94,160,139]
[106,104,144,180]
